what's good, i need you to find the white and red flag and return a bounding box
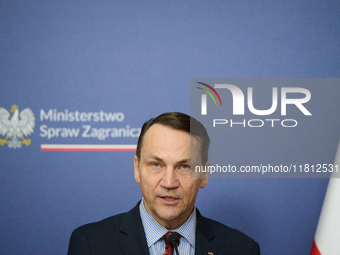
[310,140,340,255]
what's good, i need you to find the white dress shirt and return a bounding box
[139,199,196,255]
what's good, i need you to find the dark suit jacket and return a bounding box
[68,201,260,255]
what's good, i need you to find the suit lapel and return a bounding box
[195,209,217,255]
[117,204,218,255]
[119,202,150,255]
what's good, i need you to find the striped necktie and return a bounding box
[163,232,181,255]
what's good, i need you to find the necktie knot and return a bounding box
[163,232,180,255]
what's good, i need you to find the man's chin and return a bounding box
[153,209,187,228]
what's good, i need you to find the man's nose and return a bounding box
[160,167,179,189]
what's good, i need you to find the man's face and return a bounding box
[134,124,209,229]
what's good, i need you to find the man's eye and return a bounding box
[180,165,190,170]
[151,163,161,168]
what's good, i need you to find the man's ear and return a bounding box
[134,155,141,184]
[199,161,210,189]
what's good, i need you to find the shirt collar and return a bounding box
[139,198,196,248]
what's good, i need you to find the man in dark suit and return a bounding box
[68,112,260,255]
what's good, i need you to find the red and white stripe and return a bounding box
[41,144,136,151]
[310,140,340,255]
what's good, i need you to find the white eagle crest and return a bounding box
[0,105,35,149]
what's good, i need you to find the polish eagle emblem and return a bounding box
[0,105,35,149]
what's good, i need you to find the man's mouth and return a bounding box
[161,196,178,201]
[159,196,180,204]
